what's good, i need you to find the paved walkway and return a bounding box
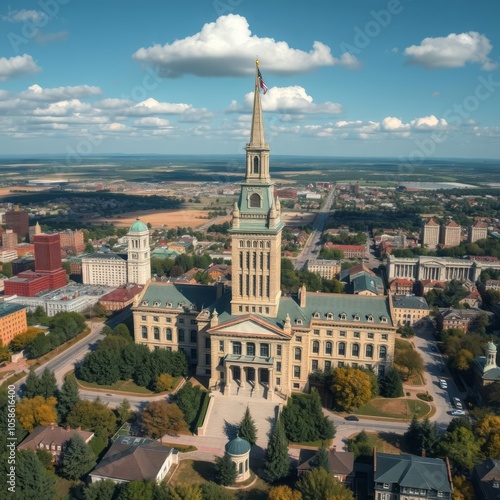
[161,391,281,462]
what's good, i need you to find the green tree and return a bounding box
[92,302,108,318]
[1,261,13,277]
[264,416,290,483]
[61,434,96,479]
[83,479,118,500]
[296,467,354,499]
[117,399,133,426]
[311,444,330,472]
[440,427,480,473]
[394,345,424,381]
[25,369,41,398]
[0,341,10,362]
[67,399,116,439]
[347,430,373,459]
[155,373,175,392]
[175,382,203,427]
[199,482,232,499]
[7,449,56,500]
[57,374,80,423]
[214,452,237,486]
[330,368,372,411]
[141,401,187,439]
[380,369,404,398]
[39,368,57,399]
[268,485,302,500]
[27,333,51,358]
[113,323,132,339]
[36,448,55,474]
[239,406,258,447]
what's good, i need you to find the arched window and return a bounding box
[352,343,360,357]
[379,345,387,359]
[166,328,172,341]
[253,156,259,174]
[294,347,302,361]
[141,326,147,339]
[338,342,346,356]
[312,341,319,354]
[249,193,261,208]
[239,241,244,247]
[313,312,320,319]
[366,344,374,358]
[246,342,255,356]
[325,342,332,355]
[340,313,347,320]
[153,327,160,340]
[326,313,333,320]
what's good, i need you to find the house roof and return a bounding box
[297,449,354,476]
[138,283,220,311]
[375,452,452,493]
[392,295,430,311]
[0,302,26,318]
[474,459,500,500]
[18,425,94,451]
[90,436,174,482]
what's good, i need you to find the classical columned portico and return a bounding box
[221,354,274,400]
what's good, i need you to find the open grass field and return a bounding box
[355,397,431,420]
[348,431,407,454]
[88,209,213,228]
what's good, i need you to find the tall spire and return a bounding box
[248,60,266,148]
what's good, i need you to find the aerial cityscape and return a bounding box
[1,1,500,499]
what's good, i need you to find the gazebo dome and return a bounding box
[488,342,497,352]
[225,436,251,456]
[129,218,148,232]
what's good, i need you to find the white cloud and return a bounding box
[404,32,498,70]
[230,86,342,115]
[0,54,41,81]
[2,9,47,23]
[20,84,102,101]
[132,14,358,77]
[380,116,408,131]
[410,115,447,129]
[134,117,171,127]
[129,98,191,115]
[33,99,92,116]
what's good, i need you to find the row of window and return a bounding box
[141,327,198,343]
[307,342,387,359]
[293,363,386,378]
[231,341,271,357]
[238,274,271,298]
[310,330,388,340]
[296,313,388,324]
[239,251,271,270]
[238,305,270,314]
[141,315,196,325]
[239,240,271,248]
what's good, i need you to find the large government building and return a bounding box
[132,65,396,399]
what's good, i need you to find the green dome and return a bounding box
[129,218,148,232]
[488,342,497,352]
[225,436,251,456]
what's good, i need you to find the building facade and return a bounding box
[132,66,396,400]
[306,259,341,280]
[421,219,440,248]
[1,229,18,248]
[82,219,150,286]
[440,221,462,247]
[469,222,488,243]
[59,229,85,255]
[5,209,29,241]
[0,302,27,346]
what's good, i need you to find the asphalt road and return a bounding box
[294,186,336,270]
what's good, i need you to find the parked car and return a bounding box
[431,345,437,352]
[439,379,448,389]
[451,410,466,416]
[453,397,463,409]
[344,415,359,421]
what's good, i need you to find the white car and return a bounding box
[439,379,448,389]
[451,410,466,416]
[453,397,463,409]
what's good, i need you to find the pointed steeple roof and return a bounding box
[248,61,266,148]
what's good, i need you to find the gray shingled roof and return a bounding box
[90,436,174,482]
[375,453,452,493]
[0,302,26,318]
[393,295,430,311]
[140,283,219,311]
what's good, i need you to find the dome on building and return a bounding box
[129,218,148,232]
[225,436,251,456]
[488,342,497,352]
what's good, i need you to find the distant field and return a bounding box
[88,209,220,228]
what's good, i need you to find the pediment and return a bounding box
[209,315,289,338]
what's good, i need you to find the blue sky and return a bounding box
[0,0,499,160]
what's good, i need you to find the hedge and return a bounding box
[194,392,210,432]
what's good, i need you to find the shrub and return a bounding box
[417,392,433,402]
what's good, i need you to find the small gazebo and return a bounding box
[225,435,251,482]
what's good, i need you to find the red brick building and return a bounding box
[389,278,414,295]
[324,243,366,258]
[5,209,29,241]
[59,230,85,256]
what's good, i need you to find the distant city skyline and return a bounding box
[0,0,499,160]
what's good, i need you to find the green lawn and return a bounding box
[76,375,181,395]
[349,431,408,454]
[355,397,431,420]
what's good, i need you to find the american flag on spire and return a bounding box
[257,68,268,94]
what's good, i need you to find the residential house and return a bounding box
[473,458,500,499]
[297,448,354,487]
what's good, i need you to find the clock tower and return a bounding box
[230,62,283,317]
[127,218,151,285]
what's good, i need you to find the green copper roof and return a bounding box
[225,436,251,455]
[138,283,219,311]
[130,219,148,232]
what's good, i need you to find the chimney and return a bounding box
[50,423,55,430]
[373,447,377,473]
[421,449,426,457]
[216,282,224,300]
